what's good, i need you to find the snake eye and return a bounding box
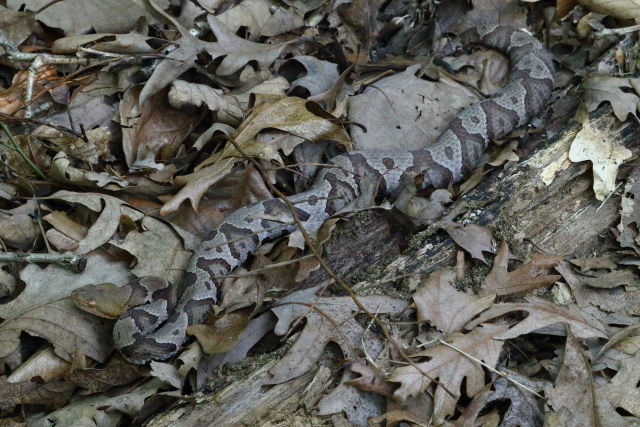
[88,300,97,307]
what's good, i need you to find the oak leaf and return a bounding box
[390,324,508,424]
[465,297,608,340]
[413,268,495,335]
[266,286,408,384]
[481,241,562,296]
[545,330,599,426]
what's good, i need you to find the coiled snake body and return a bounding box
[107,25,555,364]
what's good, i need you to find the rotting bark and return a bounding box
[147,104,638,425]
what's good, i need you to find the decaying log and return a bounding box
[148,104,638,425]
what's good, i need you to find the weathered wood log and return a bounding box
[148,103,638,425]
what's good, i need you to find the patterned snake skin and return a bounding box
[112,25,555,364]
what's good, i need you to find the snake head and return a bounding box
[70,282,134,319]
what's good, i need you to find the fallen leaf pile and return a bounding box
[0,0,640,425]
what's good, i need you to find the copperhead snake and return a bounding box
[72,25,555,364]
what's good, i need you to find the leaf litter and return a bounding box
[0,0,639,425]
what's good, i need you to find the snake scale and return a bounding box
[104,25,555,364]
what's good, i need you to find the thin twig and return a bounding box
[210,254,315,279]
[0,251,86,271]
[595,24,640,39]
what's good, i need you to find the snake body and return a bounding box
[112,25,555,364]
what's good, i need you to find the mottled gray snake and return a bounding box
[91,25,555,364]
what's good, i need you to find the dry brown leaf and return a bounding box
[109,216,191,285]
[545,330,598,426]
[187,311,251,355]
[597,351,640,420]
[266,286,408,384]
[556,262,640,316]
[0,6,40,54]
[7,347,70,384]
[482,241,562,296]
[447,0,528,34]
[570,256,617,272]
[28,378,164,426]
[161,97,351,214]
[120,86,199,172]
[46,190,144,255]
[344,361,395,397]
[577,0,640,20]
[0,65,55,116]
[0,254,133,362]
[413,268,495,335]
[0,378,74,409]
[215,0,303,38]
[581,269,639,289]
[317,369,385,425]
[284,56,341,97]
[0,203,38,250]
[583,76,640,122]
[439,222,496,263]
[390,324,508,424]
[6,0,169,34]
[348,68,478,151]
[51,32,156,54]
[336,0,383,54]
[140,3,289,105]
[465,297,608,340]
[486,370,545,425]
[67,355,145,394]
[369,394,433,426]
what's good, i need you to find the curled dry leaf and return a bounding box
[0,203,38,249]
[283,56,340,97]
[7,347,70,384]
[51,32,156,54]
[481,241,562,296]
[45,190,144,254]
[556,261,640,316]
[120,86,199,172]
[413,268,495,335]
